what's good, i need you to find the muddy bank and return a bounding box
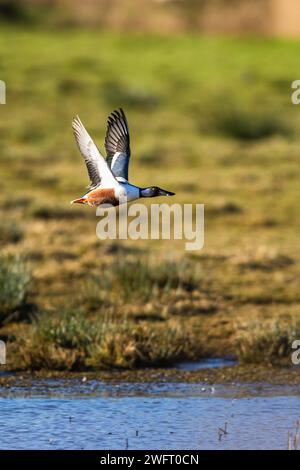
[1,364,300,389]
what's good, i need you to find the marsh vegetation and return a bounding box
[0,28,300,375]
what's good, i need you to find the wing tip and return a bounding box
[109,108,127,122]
[72,115,82,130]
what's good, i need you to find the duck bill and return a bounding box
[158,188,175,197]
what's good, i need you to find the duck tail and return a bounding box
[70,197,87,204]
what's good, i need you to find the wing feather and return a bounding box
[72,116,117,189]
[105,108,131,181]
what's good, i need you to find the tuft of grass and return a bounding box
[88,320,196,370]
[102,80,160,109]
[84,258,202,304]
[140,150,162,166]
[81,277,109,312]
[0,197,32,210]
[236,319,300,365]
[17,310,202,371]
[17,310,97,371]
[0,220,24,244]
[30,203,88,220]
[205,97,291,140]
[237,253,294,272]
[58,78,83,95]
[207,200,243,216]
[36,310,97,351]
[0,255,31,324]
[221,110,287,140]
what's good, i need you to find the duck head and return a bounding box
[140,186,175,198]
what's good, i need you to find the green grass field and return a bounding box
[1,27,300,373]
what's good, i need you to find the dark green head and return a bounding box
[140,186,175,198]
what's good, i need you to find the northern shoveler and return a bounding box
[71,109,175,207]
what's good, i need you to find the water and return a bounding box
[175,357,237,371]
[0,377,299,450]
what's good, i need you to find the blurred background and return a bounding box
[2,0,300,36]
[0,0,300,372]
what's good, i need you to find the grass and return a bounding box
[16,309,200,370]
[102,80,160,109]
[236,319,300,365]
[205,97,291,140]
[30,202,88,220]
[0,255,32,324]
[1,27,300,372]
[87,320,195,370]
[0,219,24,244]
[109,258,200,301]
[80,257,202,311]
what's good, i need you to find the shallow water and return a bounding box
[0,377,300,450]
[175,357,237,371]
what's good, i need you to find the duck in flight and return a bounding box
[71,109,175,207]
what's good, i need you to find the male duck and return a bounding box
[71,109,175,207]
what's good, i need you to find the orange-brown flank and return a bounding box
[86,188,119,207]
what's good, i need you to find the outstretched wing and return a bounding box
[72,116,117,189]
[105,108,131,181]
